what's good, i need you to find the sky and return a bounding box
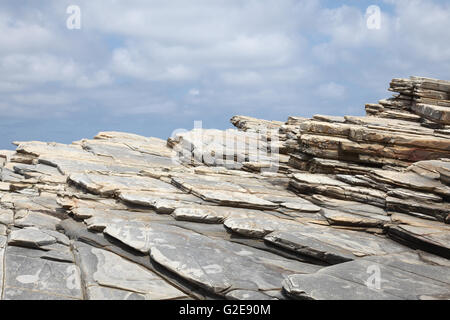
[0,0,450,149]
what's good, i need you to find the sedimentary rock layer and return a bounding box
[0,76,449,300]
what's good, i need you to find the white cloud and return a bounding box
[0,14,53,53]
[316,82,347,100]
[189,89,200,96]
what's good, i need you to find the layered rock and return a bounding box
[367,77,450,125]
[0,77,449,300]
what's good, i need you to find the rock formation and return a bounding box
[0,76,449,300]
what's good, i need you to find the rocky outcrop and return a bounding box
[0,76,449,300]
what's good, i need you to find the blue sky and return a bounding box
[1,0,450,149]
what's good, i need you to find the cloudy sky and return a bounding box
[0,0,449,149]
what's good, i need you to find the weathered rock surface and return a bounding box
[0,76,449,300]
[283,251,450,300]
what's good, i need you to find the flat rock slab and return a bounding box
[74,242,188,300]
[104,221,320,296]
[264,223,408,264]
[370,170,450,197]
[2,287,80,300]
[310,195,387,216]
[223,216,301,239]
[3,246,83,300]
[322,209,390,228]
[86,286,147,300]
[196,189,278,209]
[171,176,279,210]
[0,208,14,226]
[412,103,450,124]
[118,191,203,214]
[9,228,57,249]
[284,251,450,300]
[283,272,400,300]
[225,290,278,300]
[290,173,387,208]
[14,211,61,230]
[68,172,180,196]
[388,224,450,259]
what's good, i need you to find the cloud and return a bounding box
[0,0,450,149]
[316,82,347,99]
[188,89,200,96]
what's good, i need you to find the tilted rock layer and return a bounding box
[0,76,449,300]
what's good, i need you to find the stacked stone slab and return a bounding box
[227,77,450,260]
[366,76,450,127]
[167,123,291,173]
[287,115,450,172]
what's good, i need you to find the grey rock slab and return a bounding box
[290,178,387,208]
[265,230,355,264]
[81,140,175,167]
[74,242,188,300]
[73,207,171,227]
[292,173,349,187]
[279,200,321,213]
[12,192,61,212]
[335,174,375,188]
[411,103,450,124]
[86,286,146,300]
[296,254,450,300]
[388,224,450,259]
[171,176,278,210]
[264,223,408,264]
[164,220,318,264]
[68,172,181,196]
[283,273,401,300]
[6,244,73,263]
[118,192,199,214]
[386,196,449,222]
[309,195,388,217]
[58,220,215,300]
[9,228,57,249]
[14,211,61,230]
[0,182,9,191]
[387,188,442,203]
[39,229,71,246]
[363,251,450,285]
[15,141,86,159]
[4,247,83,299]
[3,287,79,300]
[0,234,6,248]
[0,224,7,236]
[172,207,227,224]
[40,156,140,175]
[370,170,450,197]
[103,221,157,253]
[0,167,26,183]
[191,189,278,210]
[313,114,347,123]
[0,208,13,226]
[322,209,390,228]
[225,290,278,300]
[40,250,75,263]
[223,216,300,239]
[104,221,320,296]
[119,191,202,206]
